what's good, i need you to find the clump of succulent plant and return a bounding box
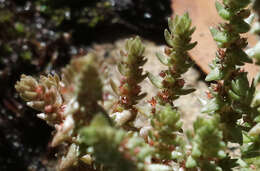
[148,13,196,106]
[15,54,106,170]
[110,36,148,127]
[202,0,260,170]
[15,0,260,170]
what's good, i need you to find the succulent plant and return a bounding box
[148,13,196,105]
[110,37,148,127]
[15,1,260,170]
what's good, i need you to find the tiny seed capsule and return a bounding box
[178,79,185,87]
[159,71,166,78]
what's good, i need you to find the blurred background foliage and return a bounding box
[0,0,171,170]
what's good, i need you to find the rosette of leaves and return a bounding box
[186,116,227,170]
[110,36,147,126]
[15,54,107,170]
[15,73,63,126]
[148,13,196,105]
[148,104,185,161]
[79,114,154,171]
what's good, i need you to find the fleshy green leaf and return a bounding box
[156,52,170,66]
[205,67,223,81]
[201,97,224,113]
[164,29,174,47]
[186,156,197,168]
[148,73,163,88]
[110,79,119,96]
[215,1,233,20]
